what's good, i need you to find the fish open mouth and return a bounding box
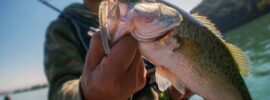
[101,0,181,43]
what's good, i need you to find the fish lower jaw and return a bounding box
[131,30,169,42]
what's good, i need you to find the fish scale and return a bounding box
[176,19,250,99]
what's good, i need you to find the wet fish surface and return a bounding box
[99,0,252,99]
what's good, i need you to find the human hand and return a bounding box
[80,32,147,100]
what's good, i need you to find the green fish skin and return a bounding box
[100,0,252,100]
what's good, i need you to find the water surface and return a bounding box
[224,13,270,100]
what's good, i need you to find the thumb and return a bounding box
[85,32,105,70]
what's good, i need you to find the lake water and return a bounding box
[224,13,270,100]
[1,12,269,100]
[1,88,48,100]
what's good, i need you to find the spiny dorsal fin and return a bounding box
[192,13,251,76]
[191,13,223,39]
[225,43,251,76]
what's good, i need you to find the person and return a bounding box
[44,0,191,100]
[4,95,11,100]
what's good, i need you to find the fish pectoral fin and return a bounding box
[156,72,171,92]
[225,43,251,76]
[156,67,185,94]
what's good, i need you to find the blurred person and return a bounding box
[4,95,11,100]
[44,0,191,100]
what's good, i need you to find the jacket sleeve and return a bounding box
[44,17,86,100]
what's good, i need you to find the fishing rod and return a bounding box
[38,0,101,51]
[38,0,111,54]
[38,0,62,13]
[37,0,98,29]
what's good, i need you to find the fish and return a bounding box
[98,0,252,100]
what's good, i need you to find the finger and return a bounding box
[124,51,146,92]
[137,58,147,86]
[128,51,146,85]
[126,50,142,74]
[133,54,147,90]
[99,35,139,76]
[85,32,105,71]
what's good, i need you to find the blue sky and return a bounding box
[0,0,201,91]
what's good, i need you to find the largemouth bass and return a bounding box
[99,0,252,99]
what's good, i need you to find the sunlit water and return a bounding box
[224,13,270,100]
[190,12,270,100]
[1,11,269,100]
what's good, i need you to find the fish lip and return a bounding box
[131,30,172,42]
[154,30,173,41]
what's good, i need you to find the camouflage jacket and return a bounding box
[44,3,164,100]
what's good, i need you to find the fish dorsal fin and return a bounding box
[192,13,251,76]
[191,13,223,39]
[225,43,251,76]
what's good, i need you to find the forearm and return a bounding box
[47,75,83,100]
[56,79,82,100]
